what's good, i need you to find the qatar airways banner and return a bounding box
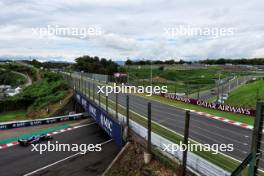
[158,93,256,117]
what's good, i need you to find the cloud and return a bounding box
[0,0,263,61]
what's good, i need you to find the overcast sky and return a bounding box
[0,0,263,62]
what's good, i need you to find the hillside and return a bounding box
[128,67,233,93]
[225,79,264,108]
[0,72,70,121]
[0,70,26,87]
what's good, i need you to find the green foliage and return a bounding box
[0,70,26,86]
[24,59,72,69]
[200,58,264,65]
[0,72,68,113]
[225,79,264,108]
[73,55,119,75]
[0,63,38,81]
[124,59,191,65]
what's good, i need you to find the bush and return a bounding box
[0,72,68,113]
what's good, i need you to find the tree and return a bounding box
[73,55,118,75]
[125,59,133,65]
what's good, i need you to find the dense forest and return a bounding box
[199,58,264,65]
[125,58,264,65]
[125,59,191,65]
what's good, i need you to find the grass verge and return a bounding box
[0,111,27,122]
[225,80,264,109]
[139,94,255,126]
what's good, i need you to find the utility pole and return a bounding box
[150,60,153,87]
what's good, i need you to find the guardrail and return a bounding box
[0,113,85,130]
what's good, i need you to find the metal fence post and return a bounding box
[217,81,220,102]
[88,81,90,99]
[85,80,87,96]
[115,93,118,119]
[106,95,108,113]
[81,72,83,93]
[78,78,81,91]
[182,110,190,176]
[126,95,130,138]
[99,92,101,108]
[93,82,95,102]
[147,102,152,153]
[249,102,264,176]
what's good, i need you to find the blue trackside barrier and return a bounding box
[75,91,123,146]
[0,113,85,130]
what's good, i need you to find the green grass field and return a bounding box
[225,79,264,109]
[127,67,248,94]
[0,110,27,122]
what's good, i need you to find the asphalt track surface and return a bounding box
[0,121,120,176]
[70,73,264,169]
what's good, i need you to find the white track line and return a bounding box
[23,139,113,176]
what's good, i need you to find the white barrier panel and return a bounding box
[118,113,230,176]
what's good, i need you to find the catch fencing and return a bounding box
[93,98,230,176]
